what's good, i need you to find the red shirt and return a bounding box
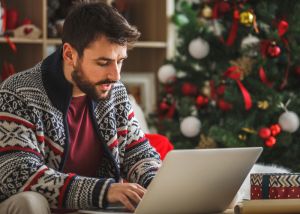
[63,95,103,177]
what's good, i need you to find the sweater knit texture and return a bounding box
[0,48,161,209]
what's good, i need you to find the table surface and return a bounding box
[78,208,235,214]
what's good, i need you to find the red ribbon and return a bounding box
[278,20,290,90]
[212,0,220,19]
[259,66,273,87]
[226,9,239,46]
[5,36,17,53]
[224,66,252,110]
[278,20,288,37]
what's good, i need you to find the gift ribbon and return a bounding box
[224,66,252,110]
[262,174,270,199]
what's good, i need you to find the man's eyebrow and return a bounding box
[93,56,128,61]
[94,57,113,61]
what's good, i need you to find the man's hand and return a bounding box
[106,183,146,211]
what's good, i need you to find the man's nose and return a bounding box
[108,63,121,82]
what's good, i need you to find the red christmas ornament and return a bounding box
[264,136,276,148]
[270,124,281,136]
[216,84,226,95]
[218,99,233,111]
[159,100,170,112]
[267,42,281,58]
[181,83,198,96]
[258,127,271,139]
[196,95,209,108]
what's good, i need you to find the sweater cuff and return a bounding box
[93,178,116,208]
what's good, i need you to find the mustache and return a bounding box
[95,79,117,85]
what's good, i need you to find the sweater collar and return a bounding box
[41,47,73,114]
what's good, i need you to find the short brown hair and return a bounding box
[62,1,140,57]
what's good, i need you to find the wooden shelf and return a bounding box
[0,37,44,44]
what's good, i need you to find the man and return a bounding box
[0,1,161,213]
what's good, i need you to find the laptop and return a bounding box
[79,147,262,214]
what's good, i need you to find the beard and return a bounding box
[71,64,116,101]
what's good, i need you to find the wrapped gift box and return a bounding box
[251,173,300,200]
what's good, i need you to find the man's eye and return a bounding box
[97,61,109,66]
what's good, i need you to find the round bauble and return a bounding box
[159,100,170,112]
[158,64,176,84]
[267,42,281,58]
[181,82,198,96]
[180,116,201,138]
[270,124,281,136]
[264,136,276,148]
[188,37,210,59]
[239,11,254,27]
[202,5,212,18]
[258,127,271,139]
[196,95,209,108]
[278,111,300,133]
[241,34,259,50]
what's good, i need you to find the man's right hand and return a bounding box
[106,183,146,211]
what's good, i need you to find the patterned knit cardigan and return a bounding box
[0,48,161,209]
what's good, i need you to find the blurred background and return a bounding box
[1,0,300,171]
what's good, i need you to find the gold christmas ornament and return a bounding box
[197,134,217,148]
[238,134,247,141]
[241,127,256,134]
[229,56,255,80]
[202,5,212,18]
[201,81,211,97]
[239,11,254,26]
[257,100,269,110]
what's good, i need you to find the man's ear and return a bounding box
[63,43,76,66]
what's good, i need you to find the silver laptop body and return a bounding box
[79,147,262,214]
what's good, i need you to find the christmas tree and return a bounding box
[153,0,300,171]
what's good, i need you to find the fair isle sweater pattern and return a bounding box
[0,49,161,209]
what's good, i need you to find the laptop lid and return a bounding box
[135,147,262,214]
[79,147,262,214]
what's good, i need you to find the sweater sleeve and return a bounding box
[0,90,115,209]
[121,100,162,187]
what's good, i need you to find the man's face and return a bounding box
[71,36,127,101]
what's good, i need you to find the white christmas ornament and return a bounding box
[241,34,260,57]
[158,64,176,84]
[180,116,201,138]
[188,37,210,59]
[278,111,300,133]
